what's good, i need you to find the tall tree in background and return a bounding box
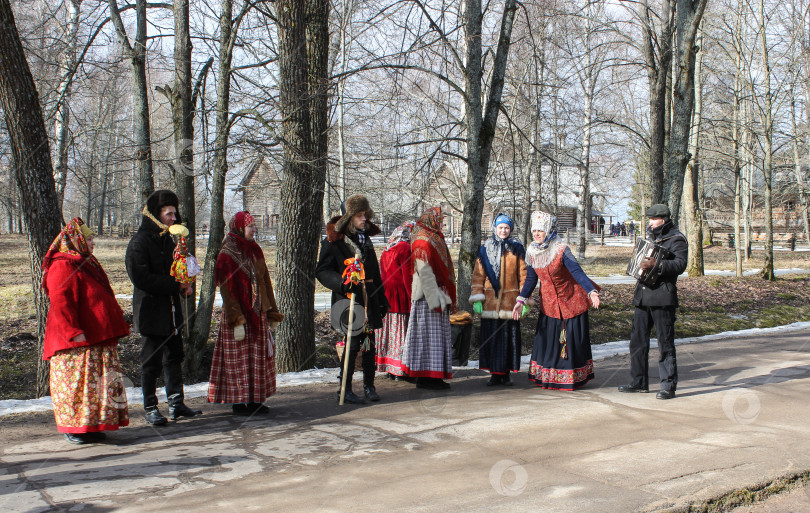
[274,0,330,372]
[683,27,704,276]
[53,0,82,209]
[753,0,775,280]
[638,0,674,204]
[108,0,155,206]
[0,0,64,395]
[456,0,518,313]
[663,0,709,222]
[186,0,246,377]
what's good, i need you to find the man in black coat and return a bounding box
[619,204,688,400]
[125,190,201,425]
[316,194,389,404]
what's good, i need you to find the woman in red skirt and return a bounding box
[43,218,130,444]
[208,212,284,415]
[375,221,414,379]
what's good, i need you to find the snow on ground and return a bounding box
[4,321,810,418]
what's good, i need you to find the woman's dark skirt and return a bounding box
[528,311,594,390]
[477,318,522,375]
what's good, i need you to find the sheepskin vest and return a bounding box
[535,248,590,320]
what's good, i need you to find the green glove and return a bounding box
[522,304,530,317]
[473,302,483,315]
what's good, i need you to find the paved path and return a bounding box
[2,330,810,512]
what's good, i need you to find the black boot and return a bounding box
[336,388,366,404]
[145,406,168,426]
[502,373,513,386]
[486,375,502,386]
[168,394,202,420]
[232,404,251,416]
[364,385,380,402]
[64,433,92,444]
[248,402,270,414]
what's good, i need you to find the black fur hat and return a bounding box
[145,189,182,224]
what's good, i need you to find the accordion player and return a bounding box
[626,238,672,287]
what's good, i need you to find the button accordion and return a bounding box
[626,238,671,286]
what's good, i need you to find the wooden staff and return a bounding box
[339,253,362,405]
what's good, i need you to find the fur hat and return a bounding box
[335,194,375,234]
[145,189,182,224]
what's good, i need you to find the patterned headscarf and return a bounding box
[229,211,256,235]
[384,221,415,252]
[412,207,452,276]
[479,213,524,293]
[41,217,110,295]
[526,211,562,269]
[411,207,457,307]
[223,211,263,262]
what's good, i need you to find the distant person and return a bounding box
[599,216,606,235]
[515,211,601,390]
[208,211,284,415]
[470,213,526,386]
[620,222,627,236]
[375,221,415,380]
[43,218,130,444]
[628,221,635,238]
[618,204,687,400]
[125,190,201,425]
[316,195,389,404]
[401,206,457,390]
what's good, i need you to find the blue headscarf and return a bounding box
[477,213,525,295]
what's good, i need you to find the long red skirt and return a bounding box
[208,314,277,403]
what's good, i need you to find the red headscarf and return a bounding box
[41,218,112,296]
[215,212,265,331]
[224,211,263,261]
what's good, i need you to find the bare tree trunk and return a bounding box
[336,0,353,208]
[53,0,82,208]
[684,28,703,276]
[642,0,674,205]
[274,0,330,372]
[108,0,154,205]
[663,0,708,222]
[732,0,744,276]
[791,93,810,246]
[755,0,775,280]
[0,0,64,396]
[187,0,238,378]
[456,0,518,314]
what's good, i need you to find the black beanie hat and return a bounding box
[145,190,182,224]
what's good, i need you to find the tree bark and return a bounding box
[53,0,82,209]
[456,0,518,314]
[683,28,703,276]
[187,0,236,378]
[0,0,64,396]
[664,0,707,223]
[642,0,674,205]
[755,0,775,280]
[108,0,154,206]
[274,0,330,372]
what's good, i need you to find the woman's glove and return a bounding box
[522,304,530,317]
[233,324,246,342]
[473,302,483,315]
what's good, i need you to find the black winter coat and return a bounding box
[125,216,183,337]
[633,220,688,307]
[315,216,389,330]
